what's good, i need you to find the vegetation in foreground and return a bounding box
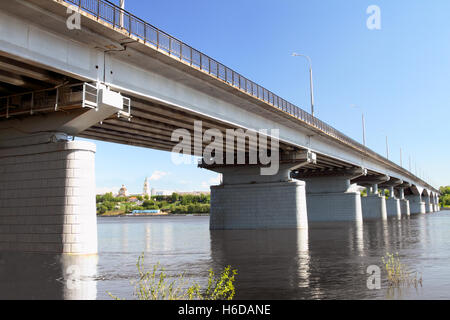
[96,192,210,216]
[109,253,237,300]
[382,252,422,288]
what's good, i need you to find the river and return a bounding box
[0,211,449,299]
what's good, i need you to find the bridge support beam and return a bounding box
[425,195,433,213]
[352,175,389,221]
[378,178,403,219]
[405,195,426,214]
[434,195,440,212]
[0,83,127,254]
[0,133,97,254]
[399,194,410,217]
[396,184,410,216]
[293,168,366,222]
[209,166,307,230]
[361,190,387,220]
[205,151,316,230]
[385,187,401,219]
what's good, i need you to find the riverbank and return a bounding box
[96,192,210,216]
[99,212,210,217]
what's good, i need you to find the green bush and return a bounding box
[109,253,237,300]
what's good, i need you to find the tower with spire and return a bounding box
[143,177,150,197]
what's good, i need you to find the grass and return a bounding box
[109,253,237,300]
[382,252,422,288]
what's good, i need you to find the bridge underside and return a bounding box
[0,0,440,254]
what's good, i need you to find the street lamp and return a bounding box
[292,53,315,117]
[119,0,125,28]
[385,135,389,159]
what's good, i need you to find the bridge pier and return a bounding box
[405,194,426,214]
[352,175,389,221]
[0,83,127,254]
[209,166,308,230]
[379,179,402,219]
[0,133,97,254]
[293,168,365,222]
[396,183,411,217]
[425,195,433,213]
[386,189,401,219]
[385,188,401,219]
[360,188,387,220]
[434,195,440,212]
[205,151,316,230]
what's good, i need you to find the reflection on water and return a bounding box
[0,212,449,299]
[0,253,98,300]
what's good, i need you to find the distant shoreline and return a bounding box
[99,213,210,217]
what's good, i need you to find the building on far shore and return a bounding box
[143,177,150,197]
[118,184,128,197]
[152,189,174,196]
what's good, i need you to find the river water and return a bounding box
[0,211,449,300]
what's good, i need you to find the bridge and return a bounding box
[0,0,440,254]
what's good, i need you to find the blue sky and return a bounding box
[82,0,450,194]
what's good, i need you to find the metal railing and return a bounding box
[0,82,132,120]
[60,0,435,190]
[61,1,355,143]
[0,83,85,117]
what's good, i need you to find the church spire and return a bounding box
[143,177,150,196]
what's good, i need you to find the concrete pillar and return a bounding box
[372,184,379,195]
[405,194,426,214]
[398,188,410,216]
[425,195,433,213]
[0,133,97,254]
[360,183,387,220]
[425,196,434,213]
[385,186,401,219]
[209,166,308,230]
[400,199,410,216]
[435,195,440,212]
[361,194,387,220]
[386,198,401,219]
[301,175,363,222]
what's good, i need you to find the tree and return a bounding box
[103,201,115,211]
[143,200,155,208]
[103,192,115,202]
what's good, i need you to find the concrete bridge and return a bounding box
[0,0,440,254]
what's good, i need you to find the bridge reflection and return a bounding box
[0,253,97,300]
[209,216,422,299]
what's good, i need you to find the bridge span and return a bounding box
[0,0,440,254]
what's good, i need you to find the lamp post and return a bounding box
[400,147,403,167]
[292,53,315,117]
[385,135,389,159]
[119,0,125,28]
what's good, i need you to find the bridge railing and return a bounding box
[61,0,434,189]
[62,0,364,147]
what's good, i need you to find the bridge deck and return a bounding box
[0,0,438,193]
